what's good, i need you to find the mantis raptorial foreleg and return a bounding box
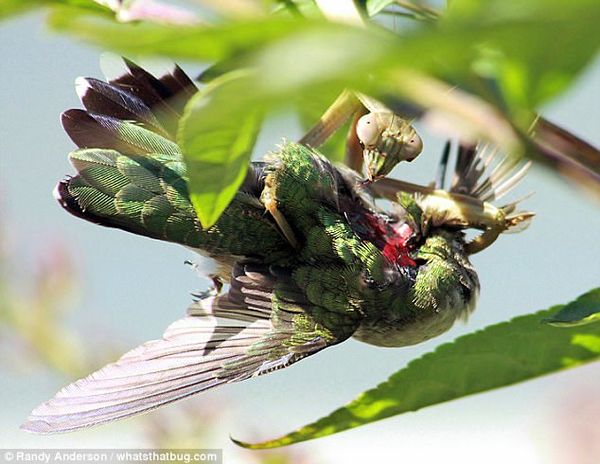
[299,90,362,148]
[345,105,369,172]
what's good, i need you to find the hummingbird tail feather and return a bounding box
[449,142,532,203]
[54,147,286,256]
[78,58,196,138]
[448,141,534,233]
[56,59,289,257]
[61,108,181,157]
[54,145,203,247]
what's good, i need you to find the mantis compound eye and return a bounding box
[356,113,381,147]
[402,131,423,161]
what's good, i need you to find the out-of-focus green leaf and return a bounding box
[47,0,600,137]
[0,0,40,19]
[442,0,600,116]
[361,0,394,16]
[544,288,600,327]
[0,0,107,20]
[234,288,600,448]
[178,71,262,228]
[48,7,328,61]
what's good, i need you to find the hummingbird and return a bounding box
[22,60,533,434]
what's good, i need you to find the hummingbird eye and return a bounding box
[356,113,381,147]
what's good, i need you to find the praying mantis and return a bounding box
[295,89,533,254]
[299,89,423,180]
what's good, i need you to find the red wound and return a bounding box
[364,213,416,267]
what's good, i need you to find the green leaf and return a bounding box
[0,0,107,21]
[235,288,600,448]
[48,7,322,61]
[544,288,600,327]
[362,0,394,16]
[47,0,600,114]
[440,0,600,113]
[0,0,41,19]
[178,71,262,228]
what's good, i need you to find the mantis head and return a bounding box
[356,112,423,181]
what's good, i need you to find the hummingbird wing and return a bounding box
[21,263,359,434]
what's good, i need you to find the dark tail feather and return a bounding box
[75,77,168,137]
[61,109,180,156]
[435,140,452,189]
[108,59,197,136]
[64,58,197,153]
[445,142,531,203]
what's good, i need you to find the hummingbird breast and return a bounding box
[352,233,480,348]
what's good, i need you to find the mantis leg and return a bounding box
[299,90,362,148]
[344,107,369,173]
[262,184,300,250]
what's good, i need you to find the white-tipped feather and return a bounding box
[488,161,532,202]
[74,76,90,101]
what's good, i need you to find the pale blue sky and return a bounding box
[1,11,599,464]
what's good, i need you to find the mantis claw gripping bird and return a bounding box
[22,60,533,434]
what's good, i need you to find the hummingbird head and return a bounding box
[416,230,467,260]
[356,112,423,181]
